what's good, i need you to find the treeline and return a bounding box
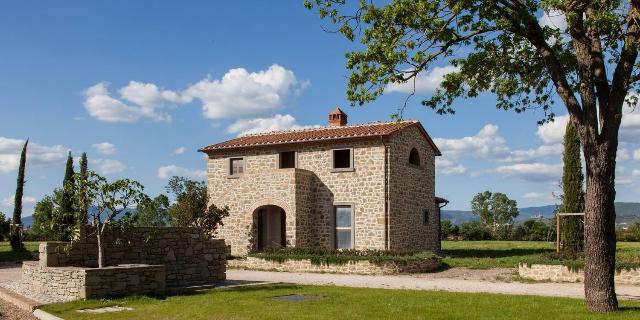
[616,222,640,242]
[441,219,555,241]
[24,152,228,241]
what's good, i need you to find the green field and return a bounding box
[441,241,640,269]
[41,284,640,320]
[0,241,39,263]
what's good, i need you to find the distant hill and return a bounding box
[21,207,133,228]
[443,202,640,226]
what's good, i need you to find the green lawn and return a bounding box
[41,284,640,320]
[0,241,39,263]
[441,241,640,269]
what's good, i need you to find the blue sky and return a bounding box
[1,1,639,216]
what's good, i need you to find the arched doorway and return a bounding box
[255,205,286,251]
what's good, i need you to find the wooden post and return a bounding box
[556,216,560,253]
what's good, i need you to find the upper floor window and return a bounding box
[332,148,353,171]
[409,148,421,166]
[229,157,244,176]
[279,151,296,169]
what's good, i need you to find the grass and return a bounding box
[40,284,640,320]
[0,241,39,263]
[441,241,640,269]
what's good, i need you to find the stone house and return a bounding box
[200,109,446,256]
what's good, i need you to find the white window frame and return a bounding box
[330,147,354,172]
[333,203,355,250]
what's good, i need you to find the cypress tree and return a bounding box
[78,152,88,226]
[60,152,75,238]
[10,139,27,250]
[561,122,585,254]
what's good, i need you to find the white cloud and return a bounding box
[226,114,320,136]
[500,144,563,163]
[537,115,569,144]
[157,165,206,179]
[436,158,466,175]
[634,149,640,161]
[92,142,117,155]
[386,65,458,94]
[433,124,509,160]
[183,64,306,119]
[523,192,550,201]
[84,65,306,123]
[618,148,631,162]
[493,163,562,182]
[539,9,567,31]
[620,98,640,143]
[633,170,640,178]
[91,159,126,175]
[2,195,36,207]
[0,137,68,173]
[84,83,152,123]
[173,147,186,155]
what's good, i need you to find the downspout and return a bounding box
[435,198,450,256]
[381,136,390,251]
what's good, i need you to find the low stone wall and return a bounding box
[39,227,226,287]
[21,261,166,301]
[228,257,441,275]
[518,264,640,285]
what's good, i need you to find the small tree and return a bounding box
[77,171,145,268]
[166,176,229,233]
[10,139,27,250]
[471,191,519,239]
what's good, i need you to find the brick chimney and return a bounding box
[328,108,348,127]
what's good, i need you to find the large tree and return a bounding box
[561,122,585,254]
[306,0,638,311]
[10,139,27,250]
[471,191,519,238]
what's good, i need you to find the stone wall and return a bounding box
[227,256,442,275]
[388,125,438,251]
[21,261,165,301]
[39,227,226,287]
[518,264,640,285]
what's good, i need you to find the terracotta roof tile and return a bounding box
[199,120,441,155]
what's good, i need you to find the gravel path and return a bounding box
[0,299,36,320]
[227,269,640,301]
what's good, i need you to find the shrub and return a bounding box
[441,220,459,239]
[458,221,491,240]
[249,248,436,266]
[617,222,640,242]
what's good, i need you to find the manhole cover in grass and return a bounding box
[77,306,134,314]
[270,294,322,302]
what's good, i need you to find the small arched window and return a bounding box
[409,148,420,166]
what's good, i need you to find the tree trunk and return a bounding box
[583,142,618,312]
[97,232,104,268]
